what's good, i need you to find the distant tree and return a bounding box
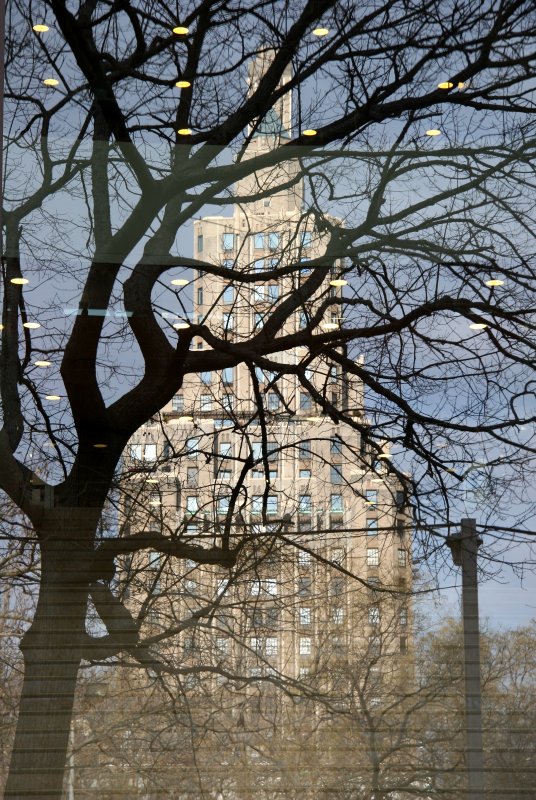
[1,0,536,797]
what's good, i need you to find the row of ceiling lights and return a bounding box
[32,21,465,141]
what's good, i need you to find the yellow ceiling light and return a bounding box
[93,443,108,449]
[303,129,317,136]
[33,23,49,32]
[10,277,29,285]
[177,128,192,135]
[175,80,191,88]
[312,27,329,36]
[171,278,189,286]
[172,25,189,35]
[377,452,392,459]
[426,129,441,136]
[43,78,59,86]
[329,278,347,287]
[485,279,504,287]
[469,322,488,330]
[45,394,61,400]
[173,321,190,329]
[34,360,52,367]
[437,81,454,90]
[457,82,466,89]
[23,322,41,329]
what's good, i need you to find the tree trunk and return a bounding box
[5,509,98,799]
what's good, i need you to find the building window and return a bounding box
[200,394,212,412]
[299,440,312,459]
[367,548,379,566]
[219,442,232,458]
[299,666,309,678]
[299,637,312,656]
[399,608,408,627]
[222,312,234,331]
[330,437,343,455]
[299,392,312,411]
[253,312,265,329]
[223,258,234,269]
[130,444,142,460]
[332,607,344,625]
[301,230,312,248]
[330,494,343,513]
[398,548,407,567]
[252,285,265,303]
[298,576,312,596]
[268,284,279,301]
[186,437,200,456]
[299,469,311,479]
[330,466,342,484]
[197,234,203,252]
[266,495,278,515]
[400,635,407,654]
[254,233,265,249]
[222,367,234,385]
[265,637,278,656]
[298,550,312,567]
[222,285,234,304]
[299,607,311,626]
[331,548,344,565]
[267,392,280,410]
[222,394,234,411]
[201,371,211,385]
[222,232,235,251]
[145,443,157,461]
[298,311,308,329]
[148,550,160,568]
[365,489,377,508]
[215,637,229,654]
[367,518,378,534]
[299,495,312,514]
[172,394,184,412]
[186,467,198,488]
[217,496,230,514]
[197,287,203,306]
[254,259,264,272]
[330,577,344,597]
[396,490,405,509]
[186,495,198,514]
[268,232,280,250]
[369,606,380,626]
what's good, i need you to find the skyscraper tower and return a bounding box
[121,53,412,797]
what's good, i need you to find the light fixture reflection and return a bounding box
[303,129,317,136]
[146,478,159,483]
[10,277,29,285]
[437,81,454,89]
[426,129,441,136]
[377,453,392,459]
[172,26,189,35]
[33,23,50,32]
[34,360,52,367]
[45,394,61,401]
[23,322,41,329]
[173,321,190,329]
[93,443,108,449]
[312,27,329,36]
[177,128,192,135]
[469,323,488,330]
[169,415,194,424]
[321,322,339,331]
[485,279,504,287]
[171,278,189,286]
[43,78,59,86]
[175,80,191,88]
[329,279,347,287]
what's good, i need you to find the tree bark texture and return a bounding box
[5,508,99,799]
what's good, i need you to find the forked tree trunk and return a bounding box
[5,509,98,799]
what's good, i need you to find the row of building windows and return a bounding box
[197,230,313,254]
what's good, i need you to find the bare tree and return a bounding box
[1,0,536,796]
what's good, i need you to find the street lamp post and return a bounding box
[446,518,484,800]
